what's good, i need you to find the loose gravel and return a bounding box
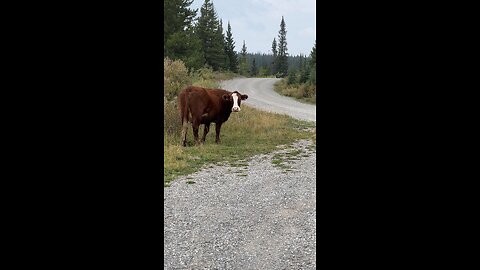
[164,140,316,269]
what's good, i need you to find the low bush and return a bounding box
[164,58,191,101]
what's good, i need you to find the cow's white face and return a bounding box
[223,91,248,112]
[232,93,241,112]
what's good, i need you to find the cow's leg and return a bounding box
[215,122,222,144]
[181,118,189,147]
[192,118,201,145]
[202,123,210,143]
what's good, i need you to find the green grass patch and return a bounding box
[164,105,315,185]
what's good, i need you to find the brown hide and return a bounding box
[178,86,248,146]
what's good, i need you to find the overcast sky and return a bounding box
[190,0,316,56]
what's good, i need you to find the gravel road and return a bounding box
[164,78,316,269]
[221,78,316,122]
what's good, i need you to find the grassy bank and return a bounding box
[274,79,316,105]
[164,105,316,186]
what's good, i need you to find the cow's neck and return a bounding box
[220,105,233,122]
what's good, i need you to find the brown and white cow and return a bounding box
[178,86,248,146]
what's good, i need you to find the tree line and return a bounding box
[164,0,316,83]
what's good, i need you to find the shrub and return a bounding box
[164,58,191,101]
[287,70,297,85]
[164,97,182,141]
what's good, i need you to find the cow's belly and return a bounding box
[200,113,211,124]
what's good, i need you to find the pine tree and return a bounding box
[276,16,289,76]
[164,0,196,45]
[310,40,316,68]
[164,0,202,69]
[196,0,227,70]
[308,40,316,85]
[239,40,248,76]
[250,58,258,77]
[299,54,310,83]
[271,38,277,75]
[224,21,238,72]
[215,19,227,70]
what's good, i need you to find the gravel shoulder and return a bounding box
[164,140,316,269]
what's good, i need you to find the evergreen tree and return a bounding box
[239,40,248,76]
[215,19,227,70]
[271,38,277,75]
[250,58,258,77]
[196,0,226,70]
[310,40,316,68]
[164,0,202,69]
[307,40,316,85]
[276,16,289,76]
[299,54,310,83]
[164,0,196,45]
[224,21,238,72]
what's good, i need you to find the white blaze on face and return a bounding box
[232,93,241,112]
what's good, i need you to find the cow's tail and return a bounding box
[180,88,191,146]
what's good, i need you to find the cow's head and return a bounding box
[223,91,248,112]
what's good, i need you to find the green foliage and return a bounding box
[164,97,182,139]
[274,79,316,104]
[164,0,198,63]
[276,16,289,75]
[239,40,249,76]
[309,67,316,85]
[224,21,238,73]
[196,0,227,71]
[164,58,191,101]
[189,67,218,88]
[250,58,258,77]
[271,38,277,75]
[310,40,316,68]
[287,69,297,85]
[258,66,269,77]
[165,31,203,70]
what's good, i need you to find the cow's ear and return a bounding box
[241,94,248,100]
[223,94,230,101]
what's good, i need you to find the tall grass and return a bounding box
[274,79,316,105]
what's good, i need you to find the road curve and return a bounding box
[221,78,316,122]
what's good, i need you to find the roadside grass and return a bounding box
[164,105,316,186]
[274,80,316,105]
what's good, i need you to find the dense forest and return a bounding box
[164,0,316,83]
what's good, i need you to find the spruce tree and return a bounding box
[271,38,277,75]
[310,40,316,68]
[214,19,227,70]
[224,21,238,73]
[250,58,258,77]
[308,40,316,85]
[276,16,289,76]
[164,0,202,69]
[239,40,248,76]
[196,0,226,70]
